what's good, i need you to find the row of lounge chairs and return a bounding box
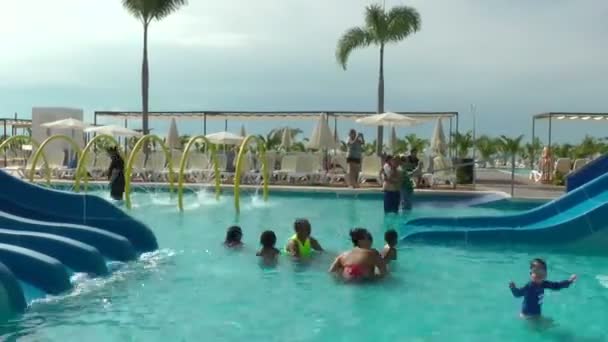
[2,148,459,187]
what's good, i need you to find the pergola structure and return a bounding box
[94,110,459,153]
[1,118,32,137]
[532,112,608,148]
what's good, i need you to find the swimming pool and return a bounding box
[2,188,607,341]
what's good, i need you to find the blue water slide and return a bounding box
[566,153,608,192]
[0,229,108,276]
[0,261,26,315]
[403,170,608,246]
[0,211,135,262]
[0,244,71,295]
[0,170,157,252]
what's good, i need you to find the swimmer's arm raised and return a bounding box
[543,275,576,290]
[311,238,324,252]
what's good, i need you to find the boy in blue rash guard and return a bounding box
[509,258,577,318]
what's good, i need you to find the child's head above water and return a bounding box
[384,229,398,247]
[350,228,373,249]
[294,218,311,239]
[529,258,547,283]
[225,226,243,247]
[260,230,277,248]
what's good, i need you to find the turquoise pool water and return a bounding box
[2,189,608,341]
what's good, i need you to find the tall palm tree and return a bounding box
[451,131,474,159]
[122,0,187,135]
[499,135,524,196]
[336,4,421,155]
[523,137,542,168]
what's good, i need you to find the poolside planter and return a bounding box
[454,158,474,184]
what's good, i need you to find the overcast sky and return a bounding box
[1,0,607,142]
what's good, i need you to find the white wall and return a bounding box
[31,107,84,165]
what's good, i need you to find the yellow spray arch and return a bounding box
[234,135,269,214]
[0,135,51,183]
[177,135,221,211]
[74,134,124,193]
[124,135,174,209]
[29,135,81,183]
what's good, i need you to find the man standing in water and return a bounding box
[346,129,365,188]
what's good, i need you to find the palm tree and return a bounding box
[499,135,524,196]
[451,131,474,159]
[336,4,421,155]
[475,135,498,167]
[523,137,542,168]
[122,0,187,135]
[403,134,428,154]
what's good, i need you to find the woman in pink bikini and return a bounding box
[329,228,388,282]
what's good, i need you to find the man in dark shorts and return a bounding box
[346,129,364,188]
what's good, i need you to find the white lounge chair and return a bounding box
[359,155,382,183]
[431,156,456,188]
[572,158,588,172]
[273,155,297,182]
[554,158,572,177]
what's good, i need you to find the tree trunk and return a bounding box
[511,154,515,196]
[142,24,150,136]
[376,44,385,156]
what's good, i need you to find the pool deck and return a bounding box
[33,168,565,200]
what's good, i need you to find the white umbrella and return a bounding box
[205,131,244,145]
[41,118,89,129]
[355,112,421,127]
[307,113,338,150]
[84,125,142,137]
[431,118,447,156]
[389,126,398,153]
[239,125,247,137]
[280,127,292,150]
[166,118,181,149]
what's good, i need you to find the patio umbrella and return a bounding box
[205,131,244,145]
[307,113,338,150]
[431,118,447,156]
[166,118,181,149]
[41,118,89,163]
[239,124,247,137]
[280,127,292,150]
[41,118,89,130]
[84,125,142,137]
[389,126,398,153]
[355,112,420,127]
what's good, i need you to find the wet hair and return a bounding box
[530,258,547,270]
[225,226,242,243]
[350,228,372,247]
[385,229,398,246]
[260,230,277,248]
[294,218,310,231]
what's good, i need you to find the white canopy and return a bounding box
[41,118,89,129]
[431,118,447,156]
[280,127,292,150]
[84,125,142,137]
[205,131,244,145]
[356,112,421,127]
[389,126,398,153]
[166,118,181,149]
[307,113,338,150]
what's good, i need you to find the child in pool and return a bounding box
[381,229,398,262]
[224,226,243,248]
[285,218,323,258]
[509,258,577,318]
[256,230,280,263]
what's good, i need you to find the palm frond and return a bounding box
[122,0,187,24]
[364,4,387,43]
[385,6,421,43]
[336,27,372,70]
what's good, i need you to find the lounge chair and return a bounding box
[554,158,572,177]
[572,158,588,172]
[359,155,382,183]
[431,156,456,188]
[273,155,297,182]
